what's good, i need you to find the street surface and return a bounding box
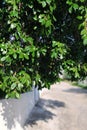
[24,81,87,130]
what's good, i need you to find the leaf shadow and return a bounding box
[24,98,66,127]
[64,87,87,94]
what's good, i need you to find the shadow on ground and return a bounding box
[25,98,65,127]
[25,99,65,127]
[64,87,87,94]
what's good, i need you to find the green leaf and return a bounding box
[18,83,23,90]
[46,0,51,4]
[27,37,33,43]
[11,83,16,90]
[83,38,87,45]
[73,3,79,10]
[16,92,20,98]
[69,6,73,13]
[46,20,51,27]
[5,94,9,99]
[10,23,16,29]
[19,53,24,59]
[1,56,8,62]
[13,53,17,59]
[51,51,58,58]
[24,54,29,60]
[77,16,83,20]
[80,0,85,2]
[42,1,46,7]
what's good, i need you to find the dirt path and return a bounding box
[24,81,87,130]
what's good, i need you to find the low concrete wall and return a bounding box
[0,87,39,130]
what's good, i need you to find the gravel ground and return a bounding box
[24,81,87,130]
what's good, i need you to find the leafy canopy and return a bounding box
[0,0,87,98]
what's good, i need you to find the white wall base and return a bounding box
[0,87,39,130]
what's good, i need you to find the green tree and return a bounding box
[0,0,87,98]
[56,0,87,80]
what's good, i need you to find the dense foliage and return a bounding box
[0,0,87,98]
[54,0,87,79]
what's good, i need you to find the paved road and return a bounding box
[24,81,87,130]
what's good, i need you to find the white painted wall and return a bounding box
[0,87,39,130]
